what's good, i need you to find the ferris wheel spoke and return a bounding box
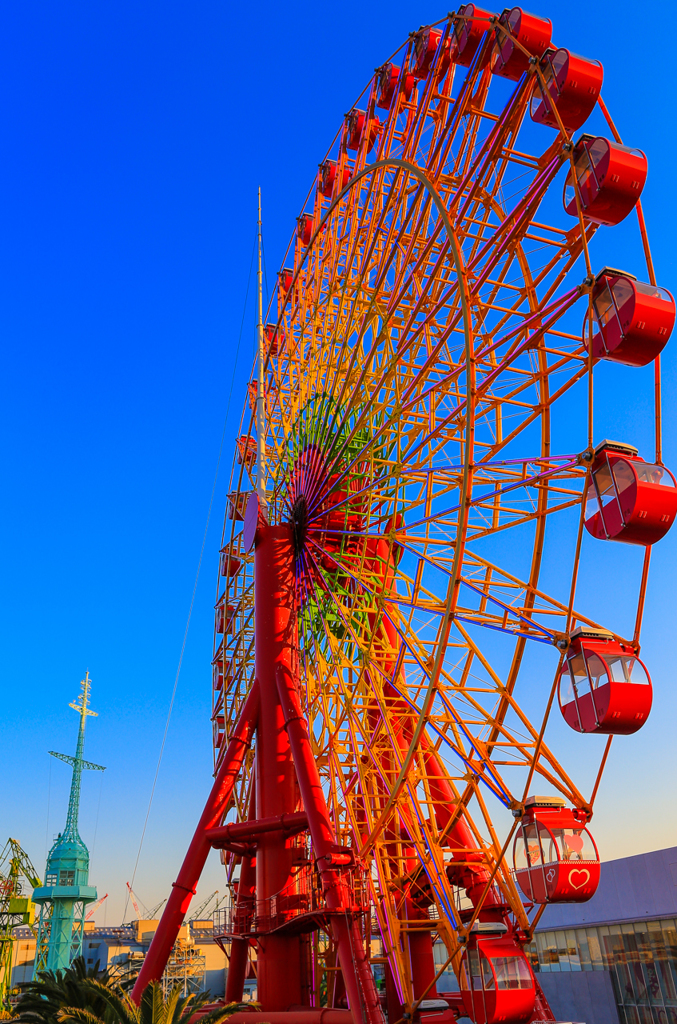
[460,549,624,643]
[310,256,456,470]
[303,450,579,533]
[302,543,499,819]
[397,317,580,468]
[465,494,582,544]
[302,545,525,809]
[442,77,491,180]
[308,198,471,454]
[480,362,588,462]
[452,85,532,224]
[432,651,586,806]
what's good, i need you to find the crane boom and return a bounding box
[3,839,41,889]
[147,898,167,919]
[126,882,143,920]
[189,890,219,921]
[85,893,108,921]
[0,839,42,1010]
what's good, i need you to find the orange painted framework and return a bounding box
[132,8,669,1024]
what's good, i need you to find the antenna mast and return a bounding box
[33,672,104,974]
[256,187,267,509]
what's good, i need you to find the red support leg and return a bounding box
[407,909,438,999]
[275,663,385,1024]
[254,522,303,1010]
[226,781,257,1004]
[225,849,255,1003]
[131,682,260,1004]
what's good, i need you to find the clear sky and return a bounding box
[1,0,675,928]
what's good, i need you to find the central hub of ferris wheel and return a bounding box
[290,491,309,557]
[132,6,674,1024]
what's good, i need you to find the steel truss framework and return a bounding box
[135,10,665,1024]
[212,11,661,1019]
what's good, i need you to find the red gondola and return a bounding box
[513,796,600,903]
[212,663,223,690]
[451,5,495,67]
[214,600,235,635]
[584,440,677,546]
[213,714,225,749]
[563,136,647,226]
[278,268,293,294]
[236,435,256,469]
[586,268,674,367]
[492,8,552,81]
[460,927,535,1024]
[413,26,451,81]
[376,63,414,111]
[264,323,285,357]
[318,159,351,199]
[226,490,247,521]
[297,214,313,246]
[219,546,241,578]
[558,626,653,735]
[278,268,294,317]
[345,109,380,153]
[531,48,603,131]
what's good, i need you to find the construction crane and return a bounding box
[126,883,143,921]
[188,891,219,923]
[0,839,41,1010]
[84,893,108,922]
[126,884,166,921]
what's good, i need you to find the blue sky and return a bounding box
[1,0,676,927]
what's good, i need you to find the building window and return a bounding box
[527,918,677,1024]
[59,871,75,886]
[46,874,57,886]
[433,940,460,992]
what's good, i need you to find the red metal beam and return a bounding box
[225,780,257,1004]
[254,520,303,1009]
[275,663,385,1024]
[205,810,308,846]
[225,1013,353,1024]
[130,681,260,1004]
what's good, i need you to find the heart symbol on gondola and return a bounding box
[569,868,590,890]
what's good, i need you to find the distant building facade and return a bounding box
[525,846,677,1024]
[429,847,676,1024]
[12,919,227,999]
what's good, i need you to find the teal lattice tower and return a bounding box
[33,672,105,975]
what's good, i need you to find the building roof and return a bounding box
[535,845,677,931]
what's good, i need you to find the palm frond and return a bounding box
[55,1008,105,1024]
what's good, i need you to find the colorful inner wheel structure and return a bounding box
[133,8,675,1024]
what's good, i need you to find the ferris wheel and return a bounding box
[132,7,675,1024]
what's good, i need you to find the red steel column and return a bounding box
[131,682,260,1003]
[276,663,385,1024]
[255,521,302,1009]
[225,780,257,1004]
[225,849,256,1003]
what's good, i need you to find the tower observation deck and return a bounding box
[32,672,105,974]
